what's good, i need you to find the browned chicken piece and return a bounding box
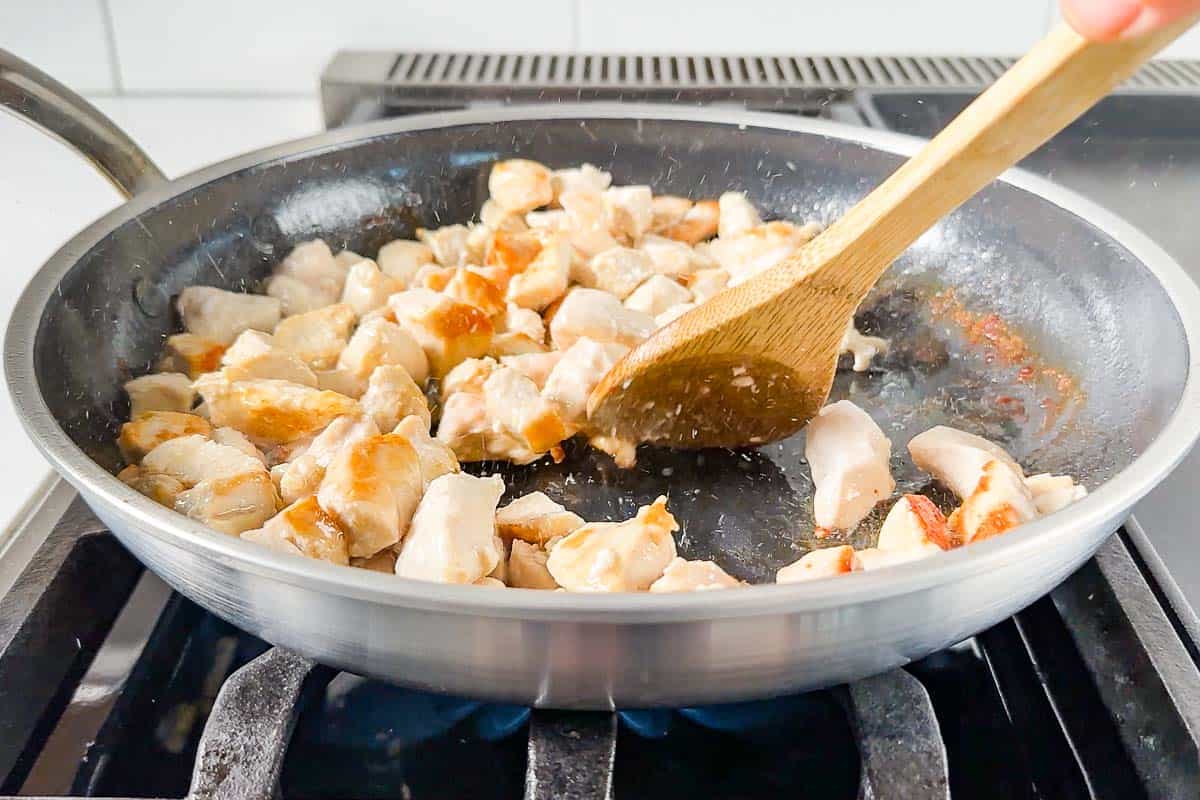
[558,189,621,258]
[211,426,267,465]
[272,240,349,307]
[507,540,559,589]
[361,365,431,433]
[603,186,654,244]
[489,159,554,214]
[877,494,954,556]
[336,316,429,392]
[340,258,400,317]
[117,464,185,505]
[574,246,653,299]
[160,333,226,379]
[442,267,507,320]
[393,473,507,583]
[417,225,471,267]
[542,337,630,423]
[483,367,570,454]
[649,557,740,592]
[488,539,510,583]
[587,434,637,469]
[639,234,713,277]
[272,303,357,370]
[623,274,692,316]
[660,200,719,244]
[548,288,654,351]
[241,495,350,565]
[499,351,562,390]
[485,229,544,291]
[351,549,398,573]
[220,330,319,387]
[125,372,195,417]
[118,411,212,463]
[546,496,678,592]
[949,460,1038,544]
[317,433,424,557]
[550,164,611,202]
[684,267,730,302]
[495,491,584,545]
[776,545,862,583]
[279,414,380,504]
[388,289,494,377]
[806,401,895,531]
[141,434,266,485]
[176,286,282,346]
[649,195,693,233]
[174,471,278,535]
[716,191,763,239]
[908,426,1024,500]
[506,235,571,311]
[194,376,359,445]
[441,357,498,397]
[391,414,460,488]
[376,239,434,286]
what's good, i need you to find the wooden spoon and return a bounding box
[587,18,1198,449]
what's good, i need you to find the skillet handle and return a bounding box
[0,50,166,199]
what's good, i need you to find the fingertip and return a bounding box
[1061,0,1144,39]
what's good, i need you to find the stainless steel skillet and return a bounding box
[5,51,1200,708]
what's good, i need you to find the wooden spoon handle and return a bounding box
[799,17,1199,299]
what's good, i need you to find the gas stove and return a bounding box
[2,52,1200,800]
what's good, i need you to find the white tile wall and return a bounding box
[0,0,116,92]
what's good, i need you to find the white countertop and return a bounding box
[0,95,322,531]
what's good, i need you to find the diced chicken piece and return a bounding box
[638,234,712,278]
[649,557,740,592]
[377,239,434,286]
[266,274,331,317]
[542,337,629,423]
[443,267,506,320]
[220,330,319,387]
[806,401,895,530]
[336,316,429,391]
[548,288,655,350]
[776,545,861,583]
[274,239,347,304]
[489,159,554,214]
[413,264,456,291]
[173,471,277,535]
[950,460,1038,544]
[501,303,545,342]
[269,463,287,492]
[624,275,692,316]
[241,495,350,565]
[660,200,719,244]
[1025,473,1087,515]
[474,577,507,588]
[391,414,459,488]
[506,235,570,310]
[485,229,545,290]
[125,372,195,418]
[654,302,696,328]
[649,195,693,233]
[508,540,559,589]
[441,357,498,398]
[840,322,889,372]
[479,198,529,233]
[261,433,318,468]
[394,473,506,583]
[707,225,804,288]
[435,392,539,464]
[417,225,471,267]
[551,163,612,201]
[686,268,730,302]
[194,376,359,445]
[340,258,400,317]
[588,434,638,468]
[176,286,282,346]
[315,368,364,397]
[488,333,547,358]
[546,496,678,592]
[160,333,227,379]
[877,494,954,557]
[388,289,494,377]
[141,434,265,486]
[525,209,566,230]
[271,304,357,370]
[361,365,430,433]
[495,492,585,545]
[118,464,185,506]
[317,433,424,557]
[279,414,380,504]
[484,368,569,453]
[500,351,562,390]
[574,247,653,299]
[907,426,1024,500]
[853,546,922,570]
[334,250,363,269]
[118,411,212,463]
[717,191,763,240]
[603,186,653,243]
[489,541,510,583]
[211,426,267,465]
[352,549,398,573]
[559,190,621,258]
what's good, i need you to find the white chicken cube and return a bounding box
[391,414,460,488]
[161,333,228,379]
[575,247,653,299]
[174,471,278,535]
[638,235,711,278]
[279,413,380,504]
[1025,473,1087,515]
[551,163,612,201]
[776,545,861,583]
[340,258,400,317]
[603,186,653,243]
[542,337,629,423]
[441,357,498,398]
[394,472,507,584]
[507,540,560,589]
[501,303,546,342]
[193,376,359,446]
[506,235,571,311]
[950,459,1038,544]
[125,373,195,418]
[118,464,186,506]
[483,367,569,454]
[360,365,431,433]
[442,267,507,320]
[241,495,350,565]
[271,304,357,370]
[649,557,740,592]
[220,330,319,387]
[336,316,429,392]
[717,191,763,240]
[317,433,424,557]
[559,190,621,258]
[876,494,953,557]
[489,159,554,213]
[624,276,692,317]
[708,226,802,288]
[387,289,494,377]
[805,400,895,530]
[546,496,678,592]
[275,239,348,302]
[659,200,719,245]
[176,287,281,346]
[548,288,655,351]
[141,434,266,485]
[686,268,730,302]
[499,351,562,390]
[907,426,1024,500]
[266,274,332,317]
[211,426,267,465]
[495,491,585,545]
[377,239,434,286]
[118,411,212,463]
[649,195,693,233]
[417,225,471,267]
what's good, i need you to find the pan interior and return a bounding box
[33,116,1187,584]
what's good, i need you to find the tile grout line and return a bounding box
[98,0,124,93]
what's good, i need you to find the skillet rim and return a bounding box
[6,103,1200,622]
